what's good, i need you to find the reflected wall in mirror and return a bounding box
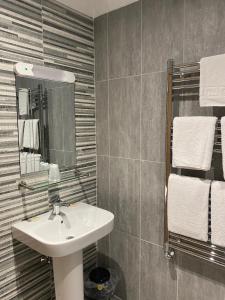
[15,64,76,181]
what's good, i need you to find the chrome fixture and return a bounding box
[49,194,70,225]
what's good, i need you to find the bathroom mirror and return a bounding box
[15,63,76,179]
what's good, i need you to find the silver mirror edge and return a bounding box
[14,62,75,83]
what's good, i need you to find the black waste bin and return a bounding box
[84,267,119,300]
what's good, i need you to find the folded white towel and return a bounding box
[18,88,29,115]
[220,117,225,179]
[172,116,217,171]
[18,120,24,149]
[200,54,225,106]
[167,174,210,241]
[23,119,39,150]
[211,181,225,247]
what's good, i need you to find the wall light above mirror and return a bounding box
[15,63,77,189]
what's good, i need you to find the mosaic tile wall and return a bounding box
[0,0,96,299]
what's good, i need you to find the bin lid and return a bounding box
[89,267,110,284]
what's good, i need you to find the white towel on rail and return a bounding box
[211,181,225,247]
[167,174,210,242]
[18,88,29,115]
[200,54,225,106]
[18,119,24,149]
[172,116,217,171]
[220,117,225,179]
[23,119,39,150]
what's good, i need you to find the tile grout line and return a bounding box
[106,12,111,262]
[140,238,164,248]
[97,154,165,165]
[95,69,166,83]
[139,0,143,299]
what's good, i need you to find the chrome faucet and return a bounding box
[49,194,70,223]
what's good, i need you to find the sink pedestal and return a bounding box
[53,251,84,300]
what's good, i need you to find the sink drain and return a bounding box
[66,236,74,240]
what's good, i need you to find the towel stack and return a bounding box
[168,116,217,241]
[167,54,225,244]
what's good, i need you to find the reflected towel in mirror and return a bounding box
[23,119,39,150]
[18,119,25,149]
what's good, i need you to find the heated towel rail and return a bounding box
[164,59,225,266]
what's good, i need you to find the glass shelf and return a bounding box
[18,167,89,192]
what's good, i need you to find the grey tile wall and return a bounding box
[108,1,141,78]
[96,81,109,155]
[142,0,184,73]
[0,0,96,299]
[97,155,109,210]
[109,229,140,300]
[109,77,141,159]
[109,157,140,236]
[141,72,167,162]
[177,253,225,300]
[140,241,177,300]
[95,0,225,299]
[141,161,165,246]
[184,0,225,62]
[94,15,108,81]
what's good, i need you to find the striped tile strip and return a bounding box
[0,0,96,299]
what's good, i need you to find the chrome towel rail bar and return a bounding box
[164,58,225,266]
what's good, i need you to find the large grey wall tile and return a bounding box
[96,81,109,155]
[142,0,184,73]
[109,76,141,159]
[95,14,108,81]
[109,157,140,236]
[141,72,166,162]
[178,253,225,300]
[184,0,225,62]
[49,150,65,168]
[141,161,165,246]
[97,155,109,210]
[97,236,110,267]
[64,151,75,167]
[109,230,140,300]
[140,241,177,300]
[108,2,141,78]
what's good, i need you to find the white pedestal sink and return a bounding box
[12,203,114,300]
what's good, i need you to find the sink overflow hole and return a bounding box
[66,236,74,240]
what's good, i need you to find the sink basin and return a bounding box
[12,202,114,257]
[12,202,114,300]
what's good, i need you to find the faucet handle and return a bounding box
[49,194,60,204]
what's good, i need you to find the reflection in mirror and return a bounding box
[16,75,76,183]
